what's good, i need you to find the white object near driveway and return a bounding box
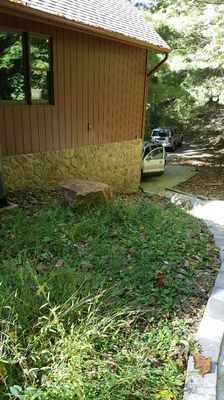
[142,142,166,176]
[151,127,183,151]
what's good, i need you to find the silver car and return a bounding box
[142,142,166,176]
[151,127,183,151]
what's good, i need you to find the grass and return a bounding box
[0,195,219,399]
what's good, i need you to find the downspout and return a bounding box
[142,52,168,140]
[147,52,168,77]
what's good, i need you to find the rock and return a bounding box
[60,179,113,206]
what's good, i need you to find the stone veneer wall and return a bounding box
[2,139,143,193]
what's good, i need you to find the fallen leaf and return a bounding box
[81,261,94,269]
[155,270,166,286]
[155,389,176,400]
[148,296,156,305]
[139,233,147,240]
[190,296,198,304]
[105,296,117,306]
[55,259,64,267]
[176,358,184,368]
[193,352,211,376]
[36,262,48,272]
[79,242,89,249]
[168,345,181,359]
[29,281,37,291]
[86,235,94,242]
[109,229,118,237]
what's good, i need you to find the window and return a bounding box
[0,31,25,102]
[150,148,164,159]
[146,147,164,160]
[152,129,169,138]
[143,146,151,158]
[0,30,53,104]
[30,35,53,103]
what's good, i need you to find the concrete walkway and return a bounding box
[183,199,224,400]
[142,181,224,399]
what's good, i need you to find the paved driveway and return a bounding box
[141,163,197,195]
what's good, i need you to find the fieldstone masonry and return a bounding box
[2,139,142,193]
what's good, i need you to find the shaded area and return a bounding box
[163,142,224,200]
[175,167,224,200]
[169,134,224,168]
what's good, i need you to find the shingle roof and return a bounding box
[8,0,170,52]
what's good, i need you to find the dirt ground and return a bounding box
[175,166,224,200]
[167,133,224,199]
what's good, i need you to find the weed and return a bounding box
[0,199,218,399]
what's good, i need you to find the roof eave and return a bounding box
[1,0,170,53]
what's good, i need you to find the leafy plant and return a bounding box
[141,1,224,135]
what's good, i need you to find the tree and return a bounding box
[139,0,224,134]
[0,31,51,102]
[0,32,24,101]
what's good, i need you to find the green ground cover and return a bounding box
[0,196,218,399]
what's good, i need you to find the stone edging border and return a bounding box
[184,219,224,400]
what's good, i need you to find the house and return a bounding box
[0,0,170,193]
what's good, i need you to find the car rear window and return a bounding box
[152,129,168,137]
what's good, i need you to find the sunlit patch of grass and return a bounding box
[0,198,218,399]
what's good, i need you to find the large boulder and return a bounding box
[60,179,113,206]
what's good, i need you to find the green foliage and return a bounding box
[0,199,217,399]
[0,32,50,102]
[30,36,50,101]
[0,32,24,101]
[144,1,224,135]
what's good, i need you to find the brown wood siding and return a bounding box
[0,13,147,157]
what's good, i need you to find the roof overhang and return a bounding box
[0,0,170,53]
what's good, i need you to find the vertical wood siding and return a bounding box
[0,14,147,157]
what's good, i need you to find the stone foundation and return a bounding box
[2,139,142,193]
